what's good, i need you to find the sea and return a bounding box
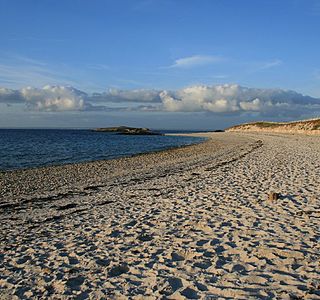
[0,129,206,171]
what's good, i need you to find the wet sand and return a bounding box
[1,132,320,299]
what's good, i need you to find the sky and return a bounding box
[0,0,320,129]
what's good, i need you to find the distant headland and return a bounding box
[93,126,163,135]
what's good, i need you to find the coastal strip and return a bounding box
[1,132,320,299]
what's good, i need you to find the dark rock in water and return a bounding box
[93,126,163,135]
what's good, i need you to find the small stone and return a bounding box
[268,192,280,201]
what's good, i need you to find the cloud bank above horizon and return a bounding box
[1,84,320,118]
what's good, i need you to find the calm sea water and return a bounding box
[0,129,205,171]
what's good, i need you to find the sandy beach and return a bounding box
[0,132,320,299]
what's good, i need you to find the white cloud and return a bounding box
[160,85,239,112]
[259,59,283,70]
[21,86,86,111]
[0,84,319,117]
[159,84,320,115]
[167,55,224,68]
[239,98,261,111]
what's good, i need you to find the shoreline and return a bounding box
[1,132,320,299]
[0,133,207,174]
[0,132,242,204]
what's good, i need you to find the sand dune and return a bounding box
[1,132,320,299]
[227,118,320,135]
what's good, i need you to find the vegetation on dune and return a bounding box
[227,118,320,131]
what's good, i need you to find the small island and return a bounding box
[93,126,163,135]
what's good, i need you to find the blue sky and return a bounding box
[0,0,320,129]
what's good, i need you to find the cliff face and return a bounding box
[227,118,320,135]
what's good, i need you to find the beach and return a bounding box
[0,132,319,299]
